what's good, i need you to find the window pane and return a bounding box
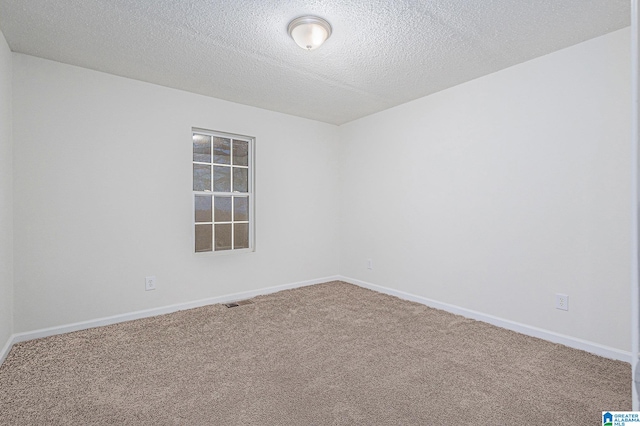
[193,134,211,163]
[215,224,232,251]
[233,167,248,192]
[195,224,212,252]
[213,137,231,165]
[213,166,231,192]
[234,197,249,222]
[234,223,249,249]
[195,195,212,223]
[193,130,253,254]
[193,164,211,191]
[214,196,232,222]
[233,140,248,166]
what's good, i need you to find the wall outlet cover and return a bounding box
[555,293,568,311]
[145,276,156,291]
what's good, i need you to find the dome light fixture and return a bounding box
[287,16,332,50]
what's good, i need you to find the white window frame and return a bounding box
[192,127,255,254]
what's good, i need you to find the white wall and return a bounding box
[338,28,631,352]
[11,54,340,332]
[0,29,13,352]
[8,28,632,355]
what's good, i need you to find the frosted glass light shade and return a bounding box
[288,16,332,50]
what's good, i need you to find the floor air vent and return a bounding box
[224,299,254,308]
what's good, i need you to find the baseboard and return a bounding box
[339,276,631,363]
[5,275,341,356]
[0,334,13,366]
[3,274,630,366]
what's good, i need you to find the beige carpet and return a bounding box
[0,281,630,425]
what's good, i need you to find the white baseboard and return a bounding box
[0,275,341,365]
[0,334,12,366]
[1,274,629,366]
[339,276,631,363]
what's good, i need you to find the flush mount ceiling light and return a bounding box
[287,16,332,50]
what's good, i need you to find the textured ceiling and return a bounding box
[0,0,630,125]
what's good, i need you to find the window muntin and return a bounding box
[192,129,253,253]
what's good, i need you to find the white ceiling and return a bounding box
[0,0,630,125]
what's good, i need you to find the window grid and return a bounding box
[192,129,254,253]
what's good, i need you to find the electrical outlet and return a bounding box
[145,276,156,291]
[555,293,568,311]
[366,259,373,270]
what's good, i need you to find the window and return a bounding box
[192,128,254,253]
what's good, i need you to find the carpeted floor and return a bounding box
[0,281,631,425]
